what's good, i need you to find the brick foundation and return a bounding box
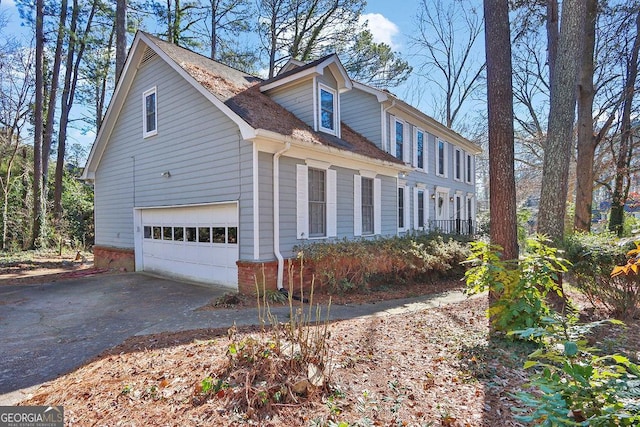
[93,246,135,272]
[236,259,317,296]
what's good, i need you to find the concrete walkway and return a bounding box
[0,272,474,405]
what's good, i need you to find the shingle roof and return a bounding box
[144,33,402,165]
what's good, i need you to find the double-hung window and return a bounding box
[417,191,425,228]
[398,187,405,229]
[319,85,337,134]
[395,120,404,160]
[437,140,447,177]
[416,130,425,170]
[296,163,337,239]
[361,178,374,235]
[454,148,462,181]
[143,87,157,138]
[308,168,326,237]
[465,153,473,184]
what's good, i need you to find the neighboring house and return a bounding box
[82,32,481,292]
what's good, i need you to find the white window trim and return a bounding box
[142,86,157,138]
[398,183,409,232]
[436,139,448,178]
[454,147,463,182]
[318,83,338,136]
[465,153,474,185]
[414,128,427,172]
[297,163,337,240]
[354,174,381,236]
[413,186,428,230]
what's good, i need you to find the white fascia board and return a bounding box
[250,129,410,177]
[353,81,388,102]
[82,34,146,179]
[82,33,256,180]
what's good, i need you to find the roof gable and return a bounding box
[260,53,353,93]
[83,32,398,179]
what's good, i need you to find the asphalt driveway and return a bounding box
[0,273,229,396]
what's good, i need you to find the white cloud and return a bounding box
[359,13,400,49]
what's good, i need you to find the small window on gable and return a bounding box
[319,85,337,134]
[143,87,157,138]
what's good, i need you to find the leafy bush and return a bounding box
[564,233,639,318]
[512,315,640,426]
[295,233,470,293]
[464,236,569,332]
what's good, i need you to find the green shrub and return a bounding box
[295,233,470,293]
[511,315,640,426]
[564,233,639,318]
[464,236,569,332]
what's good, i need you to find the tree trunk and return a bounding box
[54,0,97,220]
[41,0,69,202]
[210,0,217,59]
[484,0,518,260]
[115,0,127,79]
[537,0,586,242]
[573,0,597,232]
[31,0,45,249]
[546,0,559,98]
[609,10,640,236]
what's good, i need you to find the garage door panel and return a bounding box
[140,204,238,287]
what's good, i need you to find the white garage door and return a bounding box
[139,204,238,286]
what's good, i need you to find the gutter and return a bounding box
[273,142,291,290]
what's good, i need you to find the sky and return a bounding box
[0,0,473,152]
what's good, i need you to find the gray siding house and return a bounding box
[82,32,481,292]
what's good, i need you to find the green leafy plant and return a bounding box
[511,315,640,426]
[565,234,639,318]
[464,236,570,332]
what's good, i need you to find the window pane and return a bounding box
[186,227,197,242]
[212,227,226,243]
[228,227,237,244]
[198,227,211,243]
[418,191,425,228]
[438,141,445,175]
[173,227,184,241]
[144,226,152,239]
[362,178,374,234]
[455,150,461,179]
[163,226,172,240]
[398,187,404,229]
[308,168,326,237]
[417,131,424,169]
[152,226,161,239]
[395,121,403,159]
[320,89,334,130]
[145,92,156,132]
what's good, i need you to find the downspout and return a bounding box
[273,142,291,289]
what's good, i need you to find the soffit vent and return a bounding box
[140,47,157,66]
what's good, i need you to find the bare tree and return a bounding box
[537,0,586,241]
[115,0,126,79]
[0,37,34,249]
[410,0,485,129]
[573,0,597,231]
[609,8,640,235]
[203,0,252,61]
[31,0,45,249]
[484,0,518,259]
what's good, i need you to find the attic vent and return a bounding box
[140,47,157,66]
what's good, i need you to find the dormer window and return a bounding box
[319,84,337,134]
